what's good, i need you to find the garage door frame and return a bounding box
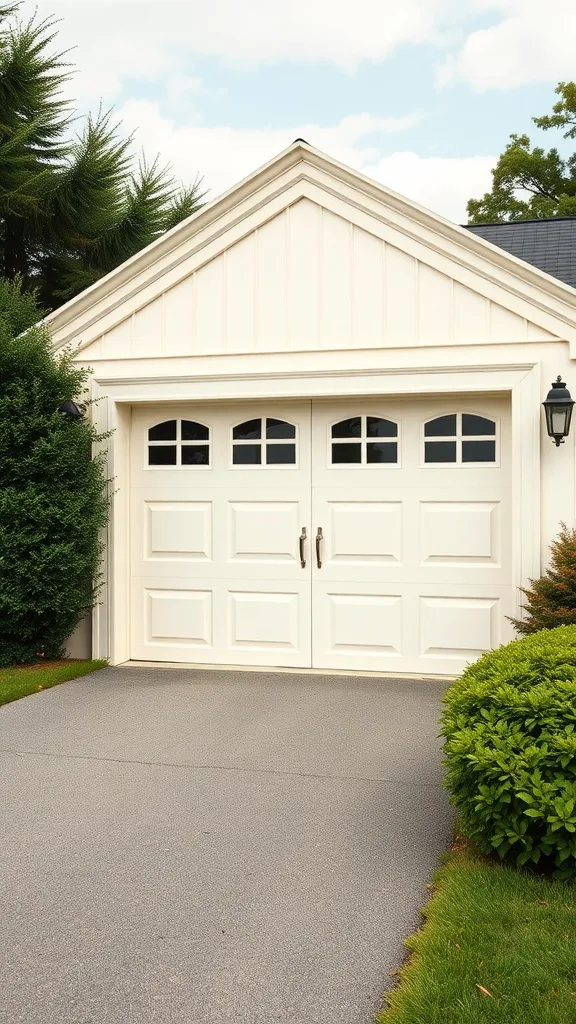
[89,361,541,668]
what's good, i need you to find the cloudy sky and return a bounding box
[18,0,576,221]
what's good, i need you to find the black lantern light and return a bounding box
[542,376,575,446]
[57,400,83,420]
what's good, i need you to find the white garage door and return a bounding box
[130,397,512,675]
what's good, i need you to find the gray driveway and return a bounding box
[0,667,452,1024]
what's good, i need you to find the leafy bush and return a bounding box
[0,281,110,666]
[510,523,576,634]
[441,626,576,878]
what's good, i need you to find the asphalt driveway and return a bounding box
[0,667,453,1024]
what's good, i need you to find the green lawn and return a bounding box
[0,660,107,707]
[378,848,576,1024]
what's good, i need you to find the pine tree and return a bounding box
[510,523,576,635]
[0,3,205,311]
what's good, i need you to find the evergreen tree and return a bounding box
[0,278,109,665]
[511,523,576,635]
[0,3,205,311]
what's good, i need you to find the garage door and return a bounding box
[130,397,512,674]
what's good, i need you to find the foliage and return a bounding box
[0,3,206,310]
[0,279,110,666]
[377,848,576,1023]
[468,82,576,222]
[441,626,576,878]
[510,523,576,635]
[0,659,107,705]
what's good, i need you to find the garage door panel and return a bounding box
[419,594,499,660]
[227,498,303,566]
[415,585,515,673]
[420,500,501,566]
[228,589,301,650]
[130,579,217,660]
[326,500,402,565]
[147,588,213,645]
[146,501,213,561]
[312,582,404,670]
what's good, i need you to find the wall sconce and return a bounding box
[542,376,575,446]
[57,400,83,420]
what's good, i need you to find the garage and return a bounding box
[45,140,576,672]
[130,395,511,675]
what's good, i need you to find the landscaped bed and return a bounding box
[0,659,107,707]
[378,843,576,1024]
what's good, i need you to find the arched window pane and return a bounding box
[266,418,295,439]
[424,415,457,437]
[367,417,397,438]
[149,420,177,441]
[332,417,361,438]
[182,420,209,441]
[233,419,262,440]
[462,414,496,436]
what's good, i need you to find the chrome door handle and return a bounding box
[299,527,307,568]
[315,527,323,569]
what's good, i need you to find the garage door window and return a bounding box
[232,418,296,465]
[331,416,398,465]
[424,413,497,464]
[148,420,210,466]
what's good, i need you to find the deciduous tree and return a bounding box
[468,83,576,223]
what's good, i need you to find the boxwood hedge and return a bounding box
[441,626,576,877]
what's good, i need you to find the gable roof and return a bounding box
[466,218,576,290]
[45,139,576,356]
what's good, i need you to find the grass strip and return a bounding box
[377,848,576,1024]
[0,660,107,707]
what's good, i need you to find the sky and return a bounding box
[18,0,576,222]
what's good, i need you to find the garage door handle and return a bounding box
[299,527,307,568]
[315,527,323,569]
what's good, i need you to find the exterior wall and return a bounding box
[65,614,92,659]
[79,199,557,363]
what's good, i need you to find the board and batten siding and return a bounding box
[80,199,556,362]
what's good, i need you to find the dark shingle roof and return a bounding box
[465,218,576,290]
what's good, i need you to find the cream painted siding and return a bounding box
[82,198,559,362]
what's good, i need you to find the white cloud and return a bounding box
[16,0,576,100]
[438,1,576,90]
[118,100,494,221]
[19,0,458,102]
[363,151,495,220]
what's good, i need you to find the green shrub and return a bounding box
[510,523,576,634]
[441,626,576,878]
[0,281,110,666]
